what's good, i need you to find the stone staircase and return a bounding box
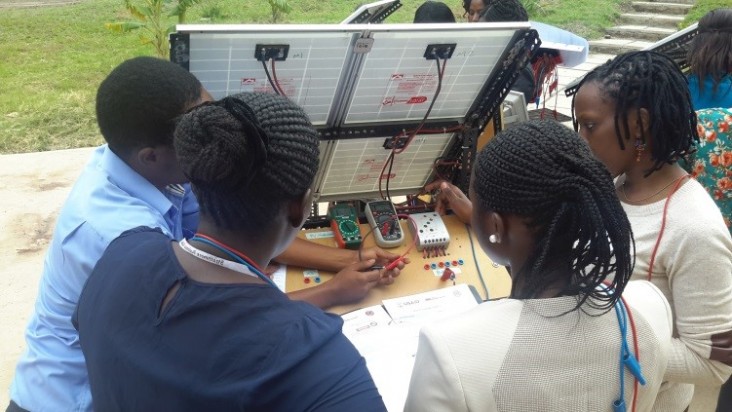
[589,0,695,55]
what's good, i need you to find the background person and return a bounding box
[73,94,388,411]
[405,120,673,411]
[462,0,490,22]
[687,8,732,110]
[7,57,402,412]
[414,1,456,23]
[572,50,732,410]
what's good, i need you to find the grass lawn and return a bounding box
[0,0,627,154]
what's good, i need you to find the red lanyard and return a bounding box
[647,175,689,281]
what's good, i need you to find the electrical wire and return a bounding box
[357,214,418,273]
[396,213,420,260]
[270,59,287,96]
[261,60,281,96]
[393,57,446,155]
[465,224,489,300]
[357,224,380,263]
[378,57,449,200]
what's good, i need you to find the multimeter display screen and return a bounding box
[372,202,394,213]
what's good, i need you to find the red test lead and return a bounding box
[385,256,405,271]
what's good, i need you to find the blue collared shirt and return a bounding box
[9,145,199,411]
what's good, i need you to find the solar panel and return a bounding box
[341,0,402,24]
[343,27,518,125]
[171,22,539,201]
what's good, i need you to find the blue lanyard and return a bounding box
[596,285,646,412]
[189,236,279,289]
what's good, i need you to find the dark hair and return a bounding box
[571,51,698,175]
[96,56,203,156]
[462,0,489,15]
[414,1,456,23]
[687,8,732,95]
[478,0,528,22]
[174,93,320,233]
[472,120,634,311]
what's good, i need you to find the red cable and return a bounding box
[393,57,447,155]
[382,214,420,270]
[270,59,287,96]
[646,175,688,281]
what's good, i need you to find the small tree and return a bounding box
[266,0,291,23]
[106,0,202,58]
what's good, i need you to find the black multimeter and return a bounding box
[364,200,405,248]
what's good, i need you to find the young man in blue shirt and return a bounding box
[7,56,401,412]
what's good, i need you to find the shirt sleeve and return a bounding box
[180,185,199,237]
[664,221,732,385]
[404,326,471,412]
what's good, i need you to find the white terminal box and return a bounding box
[408,212,450,251]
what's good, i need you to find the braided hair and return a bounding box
[571,51,698,175]
[478,0,528,22]
[174,93,320,233]
[472,120,634,311]
[96,56,203,156]
[687,8,732,96]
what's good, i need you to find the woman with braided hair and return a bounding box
[73,93,391,411]
[572,50,732,410]
[406,120,673,411]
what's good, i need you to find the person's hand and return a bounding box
[326,258,406,306]
[424,180,473,224]
[358,246,400,266]
[358,246,409,283]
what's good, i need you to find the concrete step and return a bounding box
[619,13,684,29]
[631,1,693,15]
[644,0,695,4]
[605,25,677,42]
[589,38,655,55]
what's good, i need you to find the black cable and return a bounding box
[465,224,489,300]
[385,151,395,201]
[383,57,447,199]
[261,59,280,95]
[394,57,445,155]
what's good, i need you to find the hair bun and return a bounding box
[175,99,268,190]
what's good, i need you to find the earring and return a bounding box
[489,234,498,243]
[634,139,646,162]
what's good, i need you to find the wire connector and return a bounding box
[424,43,456,60]
[254,44,290,62]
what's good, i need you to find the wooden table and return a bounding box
[286,214,511,314]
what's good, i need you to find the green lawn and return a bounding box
[0,0,627,154]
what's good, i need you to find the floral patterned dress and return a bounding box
[688,108,732,233]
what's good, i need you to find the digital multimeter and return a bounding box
[328,203,362,250]
[364,200,405,248]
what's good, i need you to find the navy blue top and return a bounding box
[74,227,385,412]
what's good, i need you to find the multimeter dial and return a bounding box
[365,200,405,248]
[339,220,360,237]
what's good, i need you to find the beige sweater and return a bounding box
[405,281,673,412]
[622,178,732,409]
